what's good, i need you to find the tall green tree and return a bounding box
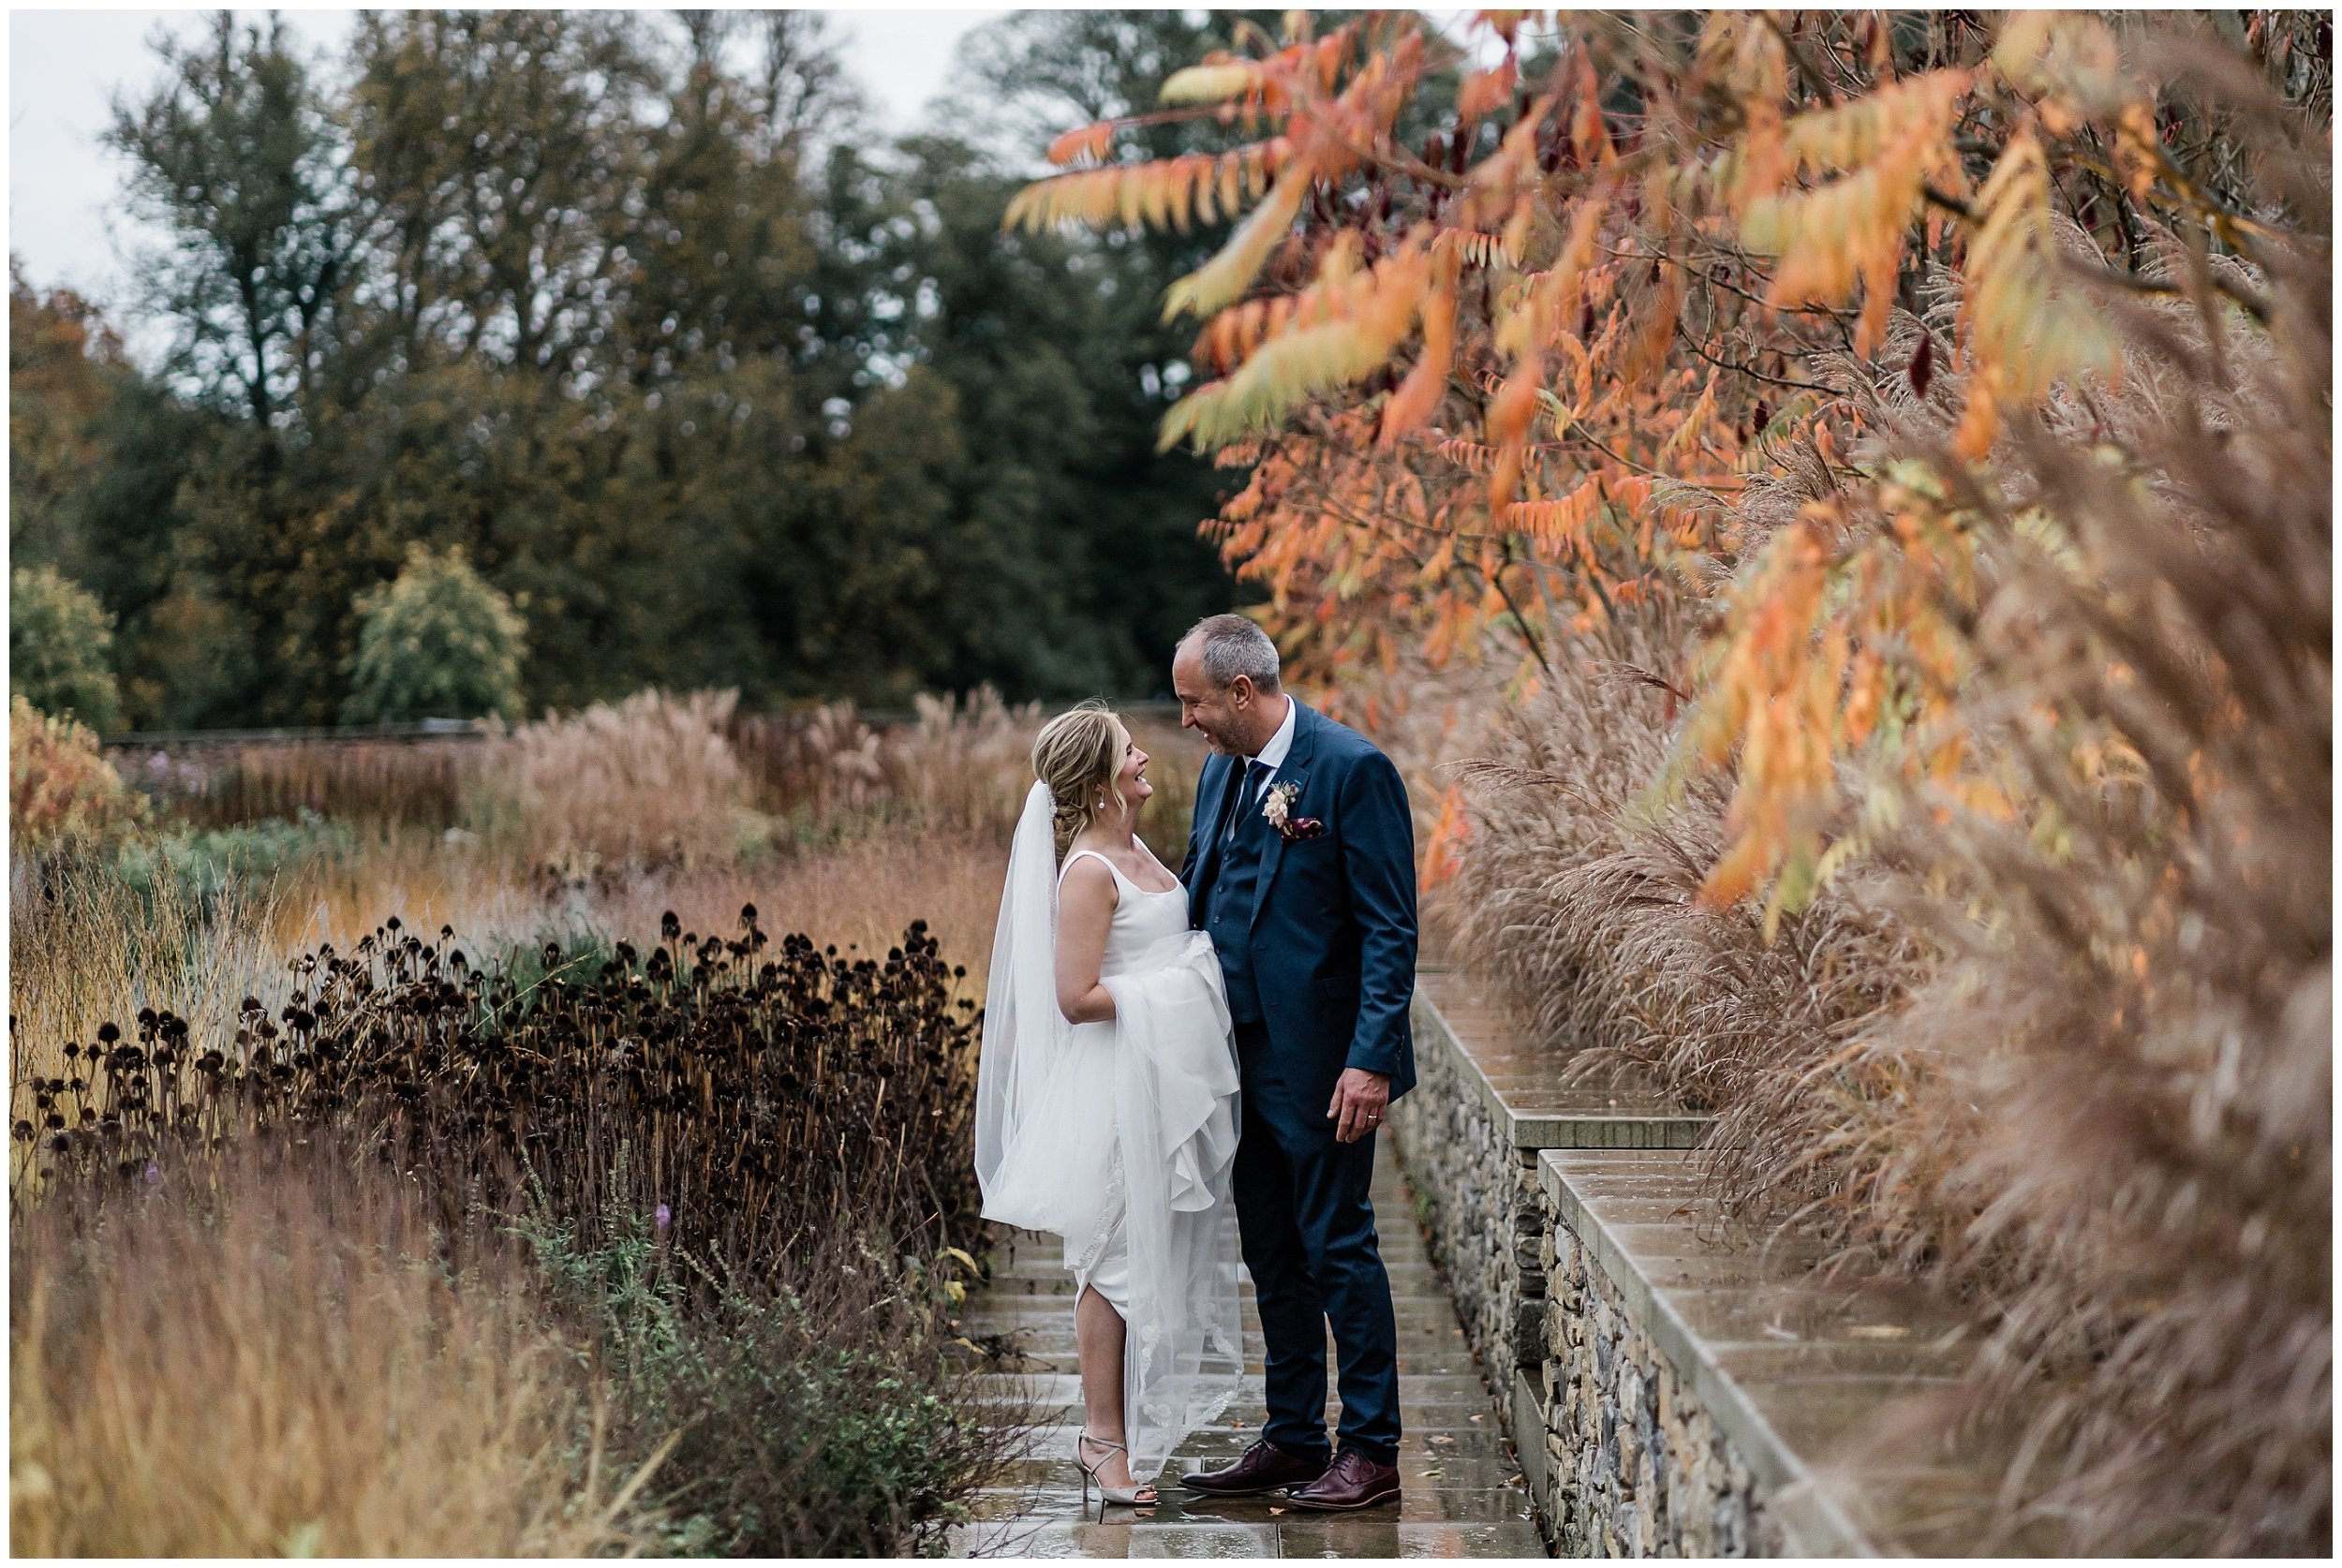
[33,7,1252,724]
[916,10,1294,691]
[9,266,237,729]
[107,11,353,433]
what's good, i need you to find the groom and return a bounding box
[1171,614,1416,1512]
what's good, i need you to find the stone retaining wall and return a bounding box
[1386,995,1543,1403]
[1536,1174,1768,1556]
[1387,973,1861,1558]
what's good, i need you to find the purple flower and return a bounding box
[144,1161,161,1186]
[655,1203,672,1231]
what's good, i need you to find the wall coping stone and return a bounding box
[1414,968,1709,1149]
[1538,1150,1885,1556]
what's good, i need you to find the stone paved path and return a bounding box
[949,1142,1549,1559]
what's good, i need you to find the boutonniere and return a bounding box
[1261,778,1325,841]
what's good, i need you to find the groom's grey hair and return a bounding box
[1181,614,1282,692]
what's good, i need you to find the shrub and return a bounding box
[341,544,526,725]
[111,811,358,913]
[10,565,122,733]
[9,696,145,856]
[522,1187,1001,1556]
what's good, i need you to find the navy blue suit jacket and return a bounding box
[1180,701,1418,1118]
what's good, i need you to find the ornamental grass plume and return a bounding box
[732,686,1044,838]
[474,688,764,876]
[730,687,1199,865]
[733,698,894,821]
[1432,57,2329,1553]
[897,688,1052,835]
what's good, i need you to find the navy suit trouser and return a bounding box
[1230,1018,1401,1465]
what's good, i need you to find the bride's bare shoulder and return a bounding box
[1058,850,1120,905]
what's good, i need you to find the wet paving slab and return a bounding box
[949,1140,1549,1559]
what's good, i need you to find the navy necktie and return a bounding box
[1226,759,1269,843]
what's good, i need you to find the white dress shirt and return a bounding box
[1249,694,1298,781]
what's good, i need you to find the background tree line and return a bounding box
[10,9,1291,730]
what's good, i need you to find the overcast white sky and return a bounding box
[7,6,1009,325]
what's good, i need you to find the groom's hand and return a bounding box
[1327,1068,1391,1144]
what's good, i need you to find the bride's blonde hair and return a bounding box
[1030,702,1129,862]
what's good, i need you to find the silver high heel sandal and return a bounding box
[1075,1432,1157,1514]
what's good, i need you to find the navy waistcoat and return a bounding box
[1203,802,1270,1022]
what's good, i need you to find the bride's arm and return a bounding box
[1055,857,1119,1024]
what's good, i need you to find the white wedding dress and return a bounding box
[974,782,1246,1482]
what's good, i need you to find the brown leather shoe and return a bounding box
[1282,1448,1401,1511]
[1178,1438,1331,1497]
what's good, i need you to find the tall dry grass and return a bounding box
[1426,611,1936,1234]
[1864,160,2330,1550]
[733,688,1200,859]
[734,688,1037,836]
[475,688,762,876]
[599,829,1014,995]
[10,1146,655,1557]
[118,733,482,830]
[9,855,294,1093]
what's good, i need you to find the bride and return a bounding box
[974,703,1245,1510]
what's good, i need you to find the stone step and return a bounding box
[1534,1147,2035,1554]
[950,1139,1546,1560]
